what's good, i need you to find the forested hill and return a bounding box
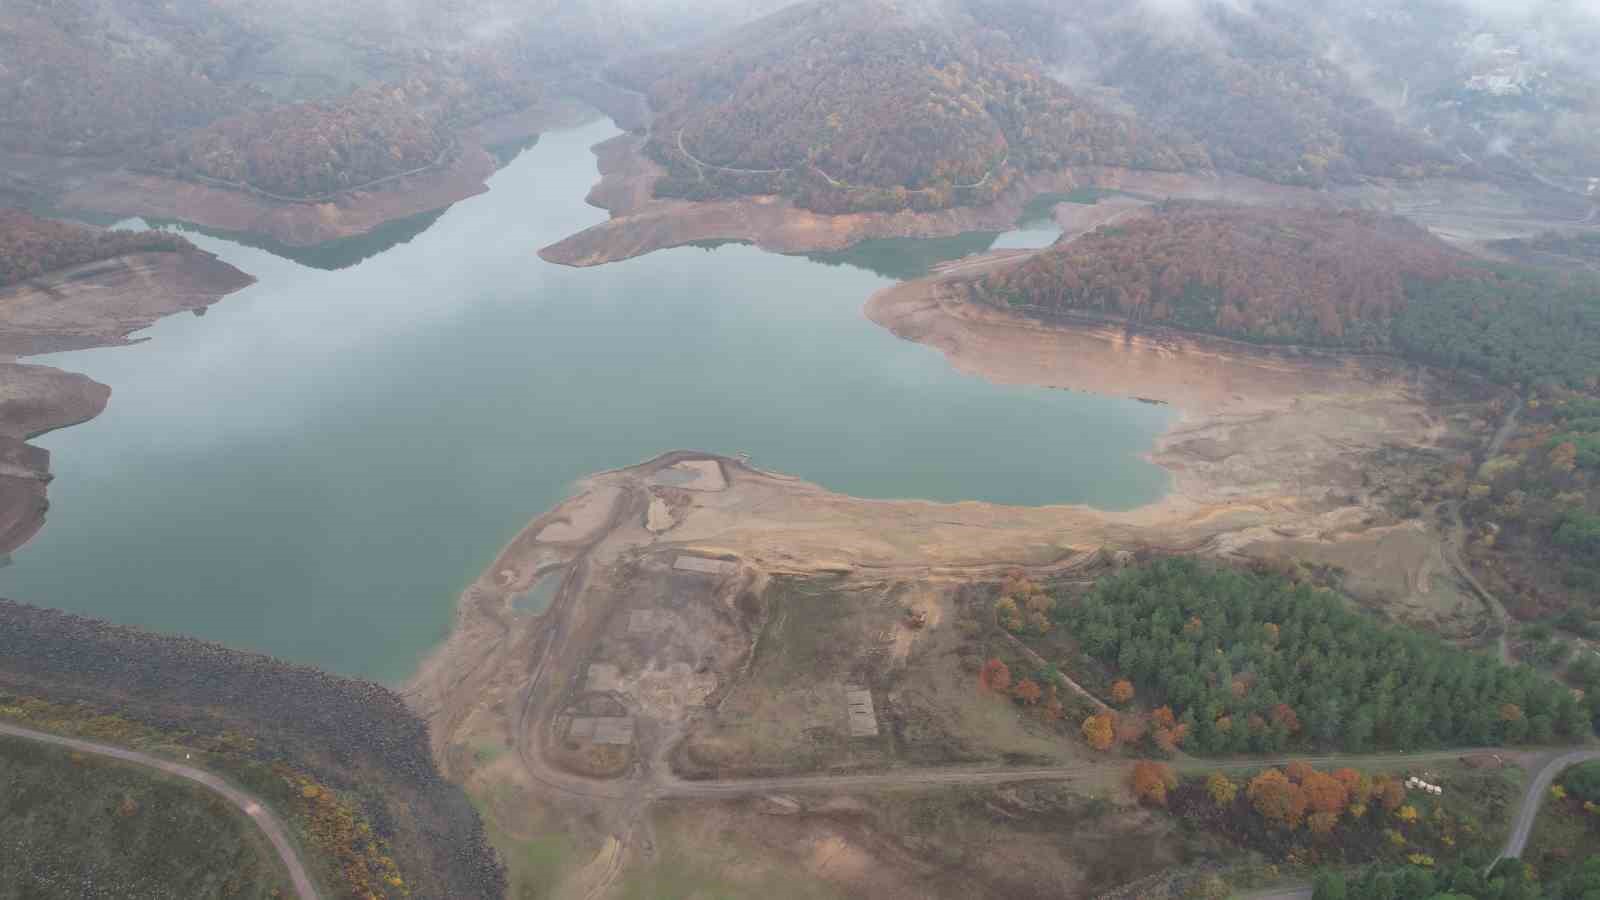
[152,60,540,199]
[0,1,255,157]
[967,202,1600,392]
[966,205,1464,347]
[610,0,1205,215]
[0,210,193,289]
[976,0,1457,188]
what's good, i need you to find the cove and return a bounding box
[2,120,1171,684]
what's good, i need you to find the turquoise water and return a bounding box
[3,120,1171,684]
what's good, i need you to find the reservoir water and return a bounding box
[3,120,1171,684]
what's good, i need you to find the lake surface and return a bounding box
[4,120,1171,684]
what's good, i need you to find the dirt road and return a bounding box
[1497,749,1600,863]
[1457,394,1525,662]
[0,722,320,900]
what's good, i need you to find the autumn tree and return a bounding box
[1270,704,1301,735]
[1307,810,1340,835]
[1116,713,1149,746]
[1111,679,1136,705]
[1013,679,1043,706]
[1082,712,1117,751]
[1552,441,1579,473]
[1302,771,1349,815]
[1205,772,1238,808]
[1132,761,1177,806]
[1373,777,1408,812]
[1151,706,1177,730]
[1042,687,1066,721]
[994,597,1023,632]
[1154,721,1190,753]
[1248,768,1307,829]
[1284,760,1316,784]
[979,658,1011,692]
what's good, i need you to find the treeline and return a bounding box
[0,210,193,288]
[968,205,1464,346]
[1393,266,1600,392]
[155,59,539,199]
[1314,858,1599,900]
[613,0,1199,214]
[0,599,504,899]
[1053,559,1591,754]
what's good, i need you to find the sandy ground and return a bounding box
[538,135,1599,267]
[0,249,252,556]
[40,100,592,249]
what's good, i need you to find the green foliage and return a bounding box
[1394,267,1600,390]
[0,734,287,897]
[1554,510,1600,555]
[1056,559,1590,754]
[1561,761,1600,804]
[1334,856,1600,900]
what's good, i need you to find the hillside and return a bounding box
[0,1,257,157]
[0,210,193,288]
[0,600,505,899]
[0,734,290,897]
[610,0,1202,214]
[966,204,1465,346]
[151,58,540,199]
[968,0,1457,187]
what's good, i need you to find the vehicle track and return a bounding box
[0,722,320,900]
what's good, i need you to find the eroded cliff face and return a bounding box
[0,249,253,556]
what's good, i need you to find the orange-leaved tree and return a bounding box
[1302,771,1349,815]
[980,658,1011,692]
[1373,776,1408,812]
[1082,712,1117,751]
[1013,679,1043,706]
[1132,761,1177,806]
[1111,679,1135,705]
[1307,810,1340,835]
[1248,768,1307,830]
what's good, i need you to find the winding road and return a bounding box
[0,722,320,900]
[1497,749,1600,863]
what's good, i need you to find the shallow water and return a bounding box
[4,120,1171,684]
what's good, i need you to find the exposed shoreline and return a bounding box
[538,132,1599,267]
[0,249,254,556]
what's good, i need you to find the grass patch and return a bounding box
[0,734,289,898]
[617,827,843,900]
